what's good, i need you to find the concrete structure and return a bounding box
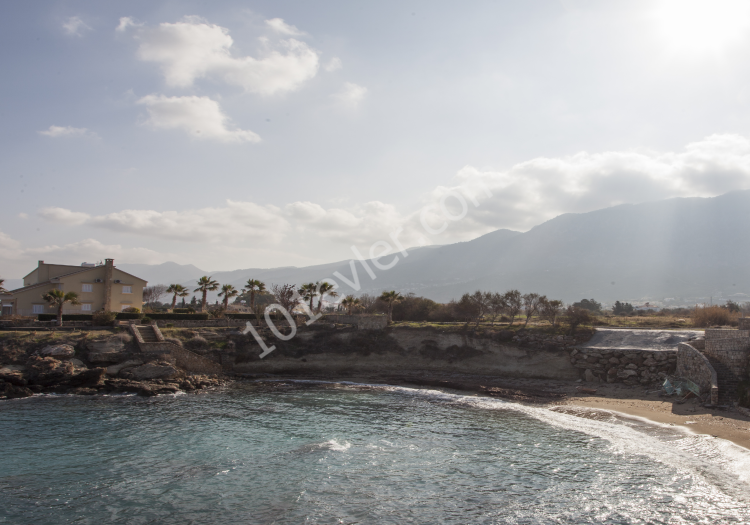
[0,259,147,316]
[676,342,719,405]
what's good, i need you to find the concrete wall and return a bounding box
[568,348,676,385]
[676,342,719,404]
[324,314,388,330]
[154,318,296,328]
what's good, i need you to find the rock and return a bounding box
[68,368,107,388]
[26,356,76,386]
[129,363,179,381]
[608,357,620,364]
[106,360,144,377]
[625,363,638,370]
[0,365,27,386]
[617,369,638,379]
[37,344,76,359]
[1,383,34,399]
[643,358,657,366]
[69,358,86,368]
[584,369,596,382]
[87,338,128,364]
[607,367,617,376]
[496,330,514,342]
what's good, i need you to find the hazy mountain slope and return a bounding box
[115,191,750,305]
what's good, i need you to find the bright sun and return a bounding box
[652,0,750,56]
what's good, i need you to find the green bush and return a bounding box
[141,316,152,324]
[92,310,118,326]
[173,308,195,314]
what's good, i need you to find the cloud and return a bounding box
[333,82,367,106]
[415,133,750,238]
[133,17,319,95]
[26,134,750,260]
[38,207,91,225]
[324,57,342,72]
[116,16,142,32]
[265,18,305,36]
[137,94,261,143]
[0,229,171,277]
[88,200,289,242]
[38,125,95,138]
[63,16,91,36]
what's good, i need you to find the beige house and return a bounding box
[0,259,147,316]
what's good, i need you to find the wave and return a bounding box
[254,378,750,499]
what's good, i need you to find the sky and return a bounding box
[4,0,750,278]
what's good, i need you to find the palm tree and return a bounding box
[42,289,80,327]
[166,284,189,310]
[0,278,6,293]
[317,281,339,313]
[218,284,240,309]
[379,290,403,323]
[244,279,266,310]
[298,282,318,312]
[194,276,220,312]
[341,295,361,315]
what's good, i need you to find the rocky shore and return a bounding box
[0,337,225,400]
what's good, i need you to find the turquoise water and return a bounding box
[2,381,750,524]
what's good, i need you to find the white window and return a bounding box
[82,284,93,293]
[33,305,44,314]
[122,286,132,294]
[81,304,92,312]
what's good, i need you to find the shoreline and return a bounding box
[239,372,750,450]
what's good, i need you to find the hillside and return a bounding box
[118,191,750,305]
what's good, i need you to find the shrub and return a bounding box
[185,335,209,353]
[563,306,592,335]
[691,306,736,327]
[122,307,141,314]
[173,308,195,314]
[141,316,152,324]
[92,310,117,326]
[114,332,133,343]
[164,337,183,347]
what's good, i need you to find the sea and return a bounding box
[2,380,750,524]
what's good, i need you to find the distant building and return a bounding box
[633,302,661,312]
[0,259,147,316]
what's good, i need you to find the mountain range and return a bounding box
[111,190,750,306]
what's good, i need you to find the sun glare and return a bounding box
[652,0,750,56]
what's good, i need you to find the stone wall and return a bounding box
[738,318,750,330]
[324,314,388,330]
[704,329,750,378]
[154,318,296,328]
[676,342,719,404]
[568,348,676,385]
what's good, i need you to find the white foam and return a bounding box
[257,378,750,497]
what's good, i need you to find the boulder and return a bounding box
[26,356,77,386]
[129,363,179,381]
[37,344,76,359]
[106,360,144,377]
[68,368,107,388]
[69,358,86,368]
[0,365,27,386]
[87,338,129,364]
[1,382,33,399]
[584,369,596,382]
